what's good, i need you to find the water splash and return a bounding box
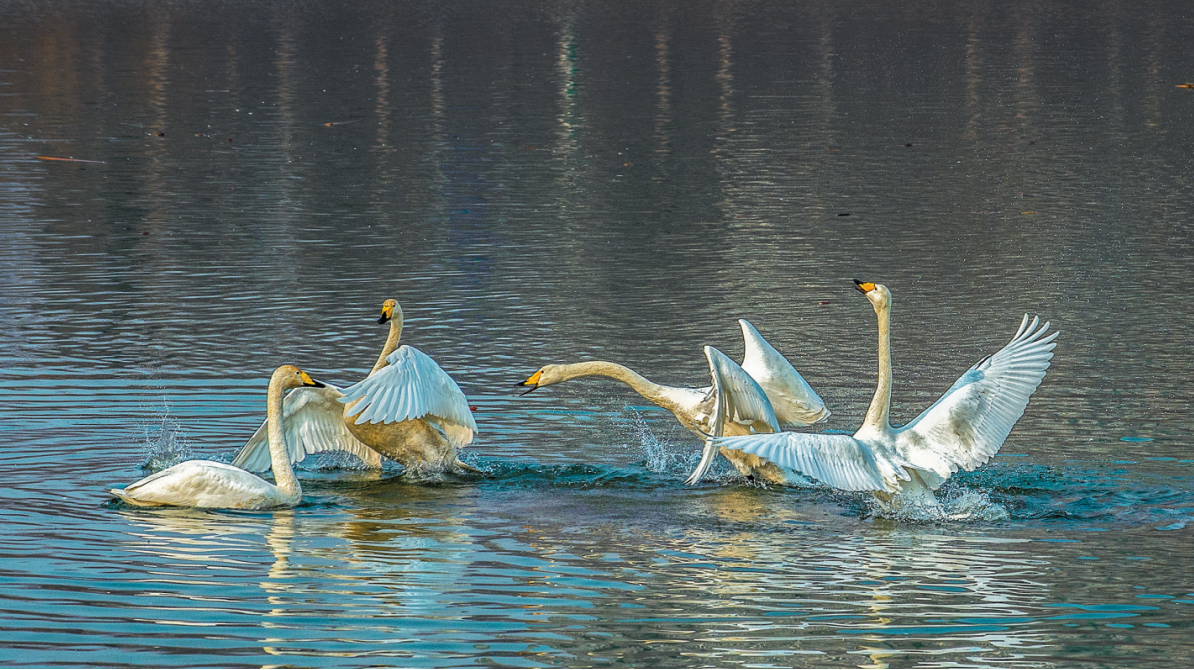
[867,484,1010,522]
[135,396,193,471]
[615,406,694,475]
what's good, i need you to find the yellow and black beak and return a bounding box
[300,371,327,388]
[853,279,877,294]
[378,304,394,325]
[516,370,543,396]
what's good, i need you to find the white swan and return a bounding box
[232,299,478,475]
[518,320,829,483]
[704,281,1057,512]
[110,365,324,509]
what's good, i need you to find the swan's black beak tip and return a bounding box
[853,279,876,293]
[516,371,543,396]
[378,315,390,325]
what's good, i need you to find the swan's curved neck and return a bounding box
[862,301,893,432]
[371,316,403,374]
[554,361,679,408]
[267,379,301,499]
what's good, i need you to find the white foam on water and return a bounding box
[869,486,1010,522]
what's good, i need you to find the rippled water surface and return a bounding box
[3,0,1194,666]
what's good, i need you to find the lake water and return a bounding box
[2,0,1194,666]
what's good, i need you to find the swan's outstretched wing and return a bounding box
[232,385,384,472]
[685,346,782,484]
[894,315,1057,482]
[707,432,912,493]
[338,345,477,448]
[738,319,830,427]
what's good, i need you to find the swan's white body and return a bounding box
[709,282,1058,512]
[110,366,321,509]
[232,299,477,475]
[519,320,828,484]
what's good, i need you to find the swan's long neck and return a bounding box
[266,378,301,499]
[371,316,403,374]
[554,361,681,409]
[862,300,893,432]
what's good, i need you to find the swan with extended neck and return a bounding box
[232,299,478,476]
[518,320,828,483]
[707,281,1057,511]
[110,365,323,509]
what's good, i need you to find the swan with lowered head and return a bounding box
[232,299,478,476]
[704,281,1057,512]
[518,320,829,484]
[110,365,324,509]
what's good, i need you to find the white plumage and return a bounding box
[519,320,828,484]
[232,299,477,475]
[338,345,478,448]
[231,384,383,472]
[110,365,322,509]
[711,282,1057,511]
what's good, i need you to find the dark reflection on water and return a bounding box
[2,0,1194,666]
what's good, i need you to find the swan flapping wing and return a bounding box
[738,319,829,427]
[232,385,384,472]
[338,345,477,447]
[711,432,912,493]
[685,346,781,484]
[895,314,1058,480]
[705,345,781,435]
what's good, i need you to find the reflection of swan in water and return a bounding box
[710,281,1057,514]
[233,299,478,476]
[110,366,324,509]
[115,491,476,657]
[519,320,829,484]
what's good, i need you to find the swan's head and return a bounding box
[272,364,327,391]
[853,280,891,313]
[516,365,564,395]
[378,299,403,325]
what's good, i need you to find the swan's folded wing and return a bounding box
[738,319,830,427]
[896,315,1058,480]
[685,347,781,484]
[232,385,384,472]
[113,460,279,508]
[713,432,911,493]
[338,345,477,447]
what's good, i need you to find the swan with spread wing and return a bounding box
[701,281,1057,511]
[232,299,477,475]
[518,320,829,483]
[110,365,322,509]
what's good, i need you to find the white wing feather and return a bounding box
[894,315,1058,481]
[685,346,781,484]
[705,345,780,435]
[738,319,830,427]
[232,385,383,472]
[337,345,477,448]
[714,432,912,493]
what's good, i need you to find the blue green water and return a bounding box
[2,0,1193,665]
